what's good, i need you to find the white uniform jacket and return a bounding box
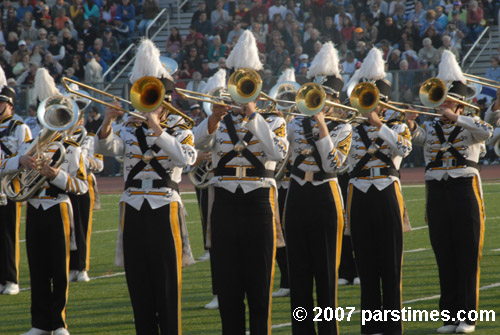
[287,116,352,186]
[411,115,493,181]
[194,112,288,193]
[80,133,104,174]
[27,138,89,210]
[96,115,197,210]
[0,116,32,172]
[347,121,412,193]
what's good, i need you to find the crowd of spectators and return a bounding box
[167,0,499,105]
[0,0,157,88]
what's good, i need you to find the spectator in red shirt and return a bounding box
[184,25,203,51]
[466,0,484,42]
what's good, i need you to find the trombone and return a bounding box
[295,82,361,122]
[350,82,441,117]
[463,73,500,89]
[419,78,481,111]
[61,77,194,128]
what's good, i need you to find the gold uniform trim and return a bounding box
[329,180,344,330]
[472,175,485,311]
[85,174,96,271]
[267,186,277,334]
[394,180,405,325]
[60,202,72,328]
[169,202,183,335]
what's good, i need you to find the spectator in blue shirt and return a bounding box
[16,0,34,22]
[88,38,112,65]
[193,12,214,37]
[116,0,136,34]
[486,56,500,82]
[84,0,100,22]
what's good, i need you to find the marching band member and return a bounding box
[271,68,297,299]
[406,51,493,334]
[12,68,88,335]
[191,69,228,310]
[96,39,197,334]
[194,30,288,334]
[285,42,352,335]
[345,48,412,335]
[68,116,104,283]
[0,67,32,296]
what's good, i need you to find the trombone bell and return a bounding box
[130,76,166,113]
[349,82,380,113]
[295,83,326,116]
[228,69,263,104]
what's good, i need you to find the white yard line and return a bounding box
[404,248,429,253]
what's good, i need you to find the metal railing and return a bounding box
[177,0,190,27]
[103,9,169,92]
[461,26,491,71]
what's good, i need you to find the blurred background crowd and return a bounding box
[1,0,499,170]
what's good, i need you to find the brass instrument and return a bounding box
[295,83,360,122]
[419,78,481,111]
[350,82,441,120]
[269,81,301,112]
[463,73,500,89]
[61,77,194,128]
[1,95,79,202]
[187,159,213,189]
[228,68,263,104]
[176,87,242,111]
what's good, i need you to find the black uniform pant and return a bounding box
[0,199,21,285]
[276,186,289,289]
[348,182,404,335]
[123,201,182,335]
[69,190,92,272]
[427,176,484,326]
[195,187,209,249]
[211,186,276,335]
[337,173,358,282]
[285,180,344,335]
[26,203,71,331]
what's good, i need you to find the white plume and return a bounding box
[437,50,465,83]
[129,38,172,84]
[225,30,263,71]
[202,69,226,94]
[346,48,386,89]
[277,68,296,84]
[31,68,60,104]
[0,66,6,90]
[307,42,340,79]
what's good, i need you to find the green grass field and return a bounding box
[1,183,499,334]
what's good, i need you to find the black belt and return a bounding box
[35,185,65,198]
[214,167,275,178]
[426,159,479,171]
[291,167,337,182]
[350,167,399,178]
[124,179,179,192]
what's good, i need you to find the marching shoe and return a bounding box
[68,270,78,282]
[77,271,90,282]
[272,288,290,297]
[353,277,361,285]
[456,322,475,333]
[198,250,210,261]
[436,325,457,333]
[3,282,19,295]
[53,328,71,335]
[338,278,349,286]
[0,282,5,293]
[20,328,51,335]
[204,296,219,309]
[68,270,78,281]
